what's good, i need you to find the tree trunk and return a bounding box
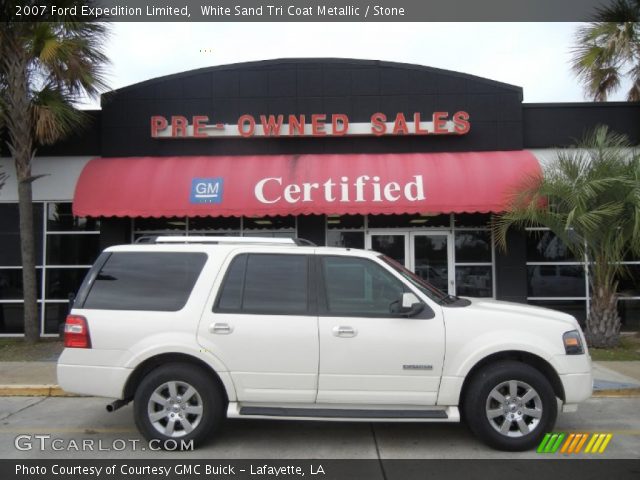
[17,180,39,343]
[586,286,620,348]
[3,42,39,343]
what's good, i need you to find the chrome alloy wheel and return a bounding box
[485,380,543,437]
[147,381,204,438]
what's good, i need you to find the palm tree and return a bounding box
[493,126,640,348]
[0,5,108,342]
[571,0,640,101]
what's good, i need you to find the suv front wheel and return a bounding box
[134,363,225,449]
[463,361,557,451]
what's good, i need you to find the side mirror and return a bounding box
[400,292,425,317]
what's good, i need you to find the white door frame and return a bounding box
[410,231,455,295]
[367,230,455,295]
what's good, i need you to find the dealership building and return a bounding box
[0,58,639,336]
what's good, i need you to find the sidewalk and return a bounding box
[0,361,638,397]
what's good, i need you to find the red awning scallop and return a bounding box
[72,151,541,218]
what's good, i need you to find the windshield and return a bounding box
[379,255,457,305]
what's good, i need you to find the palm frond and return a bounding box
[30,85,85,145]
[493,126,640,283]
[626,63,640,100]
[593,0,640,22]
[571,3,640,100]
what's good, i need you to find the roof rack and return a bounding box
[141,236,316,246]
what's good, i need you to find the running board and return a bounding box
[227,403,459,422]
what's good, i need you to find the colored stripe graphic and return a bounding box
[539,433,613,454]
[585,433,613,453]
[537,433,565,453]
[563,433,588,453]
[574,433,589,453]
[537,433,552,453]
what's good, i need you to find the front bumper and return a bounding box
[560,371,593,404]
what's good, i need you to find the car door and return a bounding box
[198,250,319,403]
[316,253,445,405]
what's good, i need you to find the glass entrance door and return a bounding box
[411,233,453,295]
[367,231,454,295]
[367,233,408,267]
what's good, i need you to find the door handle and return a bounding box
[210,323,233,335]
[333,326,357,338]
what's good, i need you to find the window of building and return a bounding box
[242,215,295,234]
[368,213,450,228]
[619,299,640,331]
[526,228,640,329]
[526,226,640,327]
[0,204,43,266]
[453,226,494,298]
[44,202,100,334]
[83,252,207,311]
[0,202,99,336]
[526,229,579,262]
[189,217,241,234]
[345,213,496,298]
[453,213,491,228]
[525,228,588,325]
[132,216,295,242]
[326,215,365,249]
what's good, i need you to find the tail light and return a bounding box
[64,315,91,348]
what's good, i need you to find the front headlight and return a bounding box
[563,330,584,355]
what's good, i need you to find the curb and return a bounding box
[1,385,639,398]
[592,388,640,398]
[0,385,78,397]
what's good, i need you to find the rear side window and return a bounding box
[83,252,207,311]
[216,253,309,314]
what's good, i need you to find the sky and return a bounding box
[81,22,633,109]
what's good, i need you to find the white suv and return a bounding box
[57,237,592,451]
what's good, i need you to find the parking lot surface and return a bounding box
[0,396,639,459]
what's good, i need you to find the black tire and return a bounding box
[134,363,225,449]
[462,361,557,451]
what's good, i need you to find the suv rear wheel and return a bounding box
[462,361,557,451]
[134,363,225,449]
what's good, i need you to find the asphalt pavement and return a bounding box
[0,396,638,459]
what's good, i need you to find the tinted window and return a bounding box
[326,231,365,249]
[217,254,247,310]
[47,234,100,265]
[83,252,207,311]
[526,230,578,262]
[216,254,309,314]
[0,203,43,266]
[243,254,308,313]
[527,265,586,297]
[321,256,405,316]
[455,231,492,263]
[455,266,493,297]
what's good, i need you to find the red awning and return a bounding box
[73,151,541,218]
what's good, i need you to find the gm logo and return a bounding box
[191,178,223,204]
